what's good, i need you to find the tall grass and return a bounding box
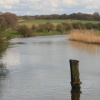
[69,30,100,44]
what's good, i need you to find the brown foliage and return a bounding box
[2,12,18,28]
[17,25,32,37]
[0,16,6,30]
[69,29,100,44]
[44,22,54,32]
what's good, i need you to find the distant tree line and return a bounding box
[20,12,100,21]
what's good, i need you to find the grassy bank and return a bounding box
[69,30,100,44]
[0,30,22,42]
[33,30,61,36]
[0,19,100,42]
[0,28,60,41]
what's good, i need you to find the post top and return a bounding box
[69,59,79,63]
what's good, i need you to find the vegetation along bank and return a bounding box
[0,11,100,44]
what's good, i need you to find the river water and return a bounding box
[0,35,100,100]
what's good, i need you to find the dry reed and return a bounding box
[69,30,100,44]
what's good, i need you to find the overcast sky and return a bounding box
[0,0,100,15]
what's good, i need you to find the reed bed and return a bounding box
[69,30,100,44]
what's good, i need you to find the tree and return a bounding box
[93,12,100,21]
[0,11,3,15]
[0,16,6,31]
[3,12,18,28]
[59,14,68,19]
[93,12,99,16]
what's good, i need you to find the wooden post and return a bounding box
[69,59,82,89]
[71,89,81,100]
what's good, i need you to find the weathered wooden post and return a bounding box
[69,59,82,89]
[71,89,81,100]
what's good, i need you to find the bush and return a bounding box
[62,22,73,31]
[44,22,54,32]
[56,24,65,33]
[85,23,95,30]
[31,24,38,32]
[17,25,32,37]
[72,22,85,29]
[37,23,46,32]
[37,22,55,32]
[95,23,100,30]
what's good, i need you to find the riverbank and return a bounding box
[0,19,100,42]
[1,29,100,45]
[69,29,100,44]
[0,29,61,41]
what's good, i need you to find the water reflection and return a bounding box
[0,66,8,100]
[0,42,9,62]
[69,40,100,53]
[0,63,8,76]
[71,88,82,100]
[0,42,9,76]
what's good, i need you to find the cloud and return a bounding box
[0,0,100,15]
[0,0,19,5]
[4,5,13,9]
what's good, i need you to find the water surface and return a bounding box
[0,35,100,100]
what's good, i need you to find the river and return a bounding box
[0,35,100,100]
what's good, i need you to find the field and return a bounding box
[18,19,100,27]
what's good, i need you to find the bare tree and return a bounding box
[3,12,18,28]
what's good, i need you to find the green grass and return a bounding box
[18,19,100,27]
[2,29,22,39]
[18,19,69,27]
[1,29,60,39]
[34,30,61,36]
[4,30,18,34]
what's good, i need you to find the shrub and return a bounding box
[85,23,95,30]
[62,22,73,31]
[72,22,85,29]
[56,24,65,33]
[44,22,54,32]
[17,25,32,37]
[95,23,100,30]
[37,23,46,32]
[31,24,38,32]
[37,22,55,32]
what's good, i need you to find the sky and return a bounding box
[0,0,100,15]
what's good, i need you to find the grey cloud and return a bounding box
[0,0,100,15]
